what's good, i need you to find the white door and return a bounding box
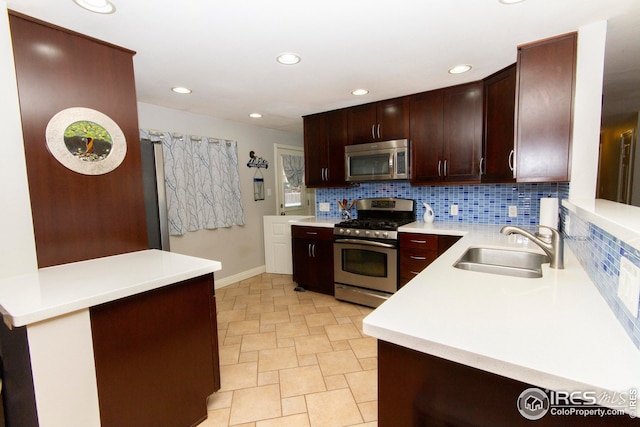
[263,216,312,274]
[275,145,314,216]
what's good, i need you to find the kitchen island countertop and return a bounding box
[364,221,640,410]
[0,249,221,327]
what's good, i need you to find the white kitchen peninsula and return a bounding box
[0,249,221,427]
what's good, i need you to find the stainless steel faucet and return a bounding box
[500,225,564,269]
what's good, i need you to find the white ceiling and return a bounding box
[6,0,640,135]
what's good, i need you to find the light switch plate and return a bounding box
[450,205,459,216]
[508,206,518,217]
[319,202,330,212]
[618,256,640,318]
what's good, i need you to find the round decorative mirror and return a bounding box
[45,107,126,175]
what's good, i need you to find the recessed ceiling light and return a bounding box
[171,86,192,94]
[448,64,472,74]
[276,53,301,65]
[249,113,262,118]
[499,0,525,4]
[351,89,369,96]
[72,0,116,14]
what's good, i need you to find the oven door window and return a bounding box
[341,247,388,277]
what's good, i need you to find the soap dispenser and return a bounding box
[423,203,435,223]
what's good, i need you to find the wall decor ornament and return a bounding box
[45,107,127,175]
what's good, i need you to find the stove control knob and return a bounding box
[383,232,389,238]
[364,230,370,236]
[339,228,345,234]
[374,231,380,237]
[354,230,360,235]
[345,229,351,235]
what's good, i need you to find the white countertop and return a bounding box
[0,249,221,327]
[287,216,340,228]
[364,222,640,411]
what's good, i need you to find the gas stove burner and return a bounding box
[334,197,416,242]
[335,219,413,231]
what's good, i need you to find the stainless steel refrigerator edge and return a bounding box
[140,139,170,251]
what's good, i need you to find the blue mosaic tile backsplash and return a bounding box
[317,181,640,349]
[562,207,640,349]
[316,182,569,226]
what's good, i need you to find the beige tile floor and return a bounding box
[197,273,378,427]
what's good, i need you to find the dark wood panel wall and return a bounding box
[9,12,148,268]
[90,275,217,427]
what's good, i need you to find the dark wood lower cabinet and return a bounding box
[292,226,334,295]
[399,234,461,287]
[90,275,220,427]
[379,340,639,427]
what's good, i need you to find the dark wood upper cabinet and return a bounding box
[515,32,576,182]
[442,82,483,182]
[409,90,444,183]
[482,63,517,183]
[303,109,348,188]
[348,97,409,143]
[303,113,324,187]
[410,82,483,184]
[301,33,574,187]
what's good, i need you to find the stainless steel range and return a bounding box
[334,198,415,308]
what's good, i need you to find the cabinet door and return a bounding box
[483,64,516,183]
[348,103,377,144]
[324,109,347,185]
[409,90,444,184]
[292,237,312,285]
[377,97,410,141]
[442,82,483,183]
[515,32,576,182]
[303,111,348,188]
[437,235,462,255]
[292,227,334,295]
[309,239,334,295]
[303,114,327,187]
[347,98,409,143]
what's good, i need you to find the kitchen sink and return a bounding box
[453,247,550,278]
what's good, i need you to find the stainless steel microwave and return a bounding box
[345,139,410,182]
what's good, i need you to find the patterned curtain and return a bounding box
[282,153,304,187]
[140,129,245,236]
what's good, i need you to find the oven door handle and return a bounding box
[334,239,396,249]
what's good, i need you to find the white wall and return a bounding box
[570,21,607,200]
[0,3,38,278]
[137,102,303,285]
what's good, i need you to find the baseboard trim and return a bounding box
[214,265,266,289]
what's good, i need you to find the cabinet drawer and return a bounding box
[399,233,438,250]
[400,249,438,277]
[292,225,333,241]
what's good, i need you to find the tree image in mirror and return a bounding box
[63,121,113,162]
